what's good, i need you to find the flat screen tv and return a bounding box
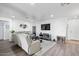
[41,24,50,30]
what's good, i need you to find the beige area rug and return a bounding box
[34,40,56,56]
[0,40,15,56]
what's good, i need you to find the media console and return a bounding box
[39,33,51,41]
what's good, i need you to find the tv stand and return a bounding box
[39,33,51,41]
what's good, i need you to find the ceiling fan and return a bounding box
[60,3,70,6]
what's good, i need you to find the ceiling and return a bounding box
[0,3,79,22]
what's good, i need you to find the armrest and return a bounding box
[29,40,41,55]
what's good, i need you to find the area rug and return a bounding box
[34,40,56,56]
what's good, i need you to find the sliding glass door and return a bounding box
[0,20,9,40]
[0,21,4,40]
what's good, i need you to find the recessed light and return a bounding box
[30,3,35,6]
[11,16,15,18]
[50,14,54,18]
[74,16,78,18]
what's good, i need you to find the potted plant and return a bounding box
[11,30,15,33]
[11,30,15,42]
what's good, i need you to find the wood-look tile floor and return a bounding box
[42,41,79,56]
[10,44,29,56]
[1,40,79,56]
[0,40,29,56]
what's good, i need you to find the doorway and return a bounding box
[67,19,79,40]
[32,26,36,36]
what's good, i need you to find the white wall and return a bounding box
[36,18,67,40]
[0,17,33,41]
[12,19,33,32]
